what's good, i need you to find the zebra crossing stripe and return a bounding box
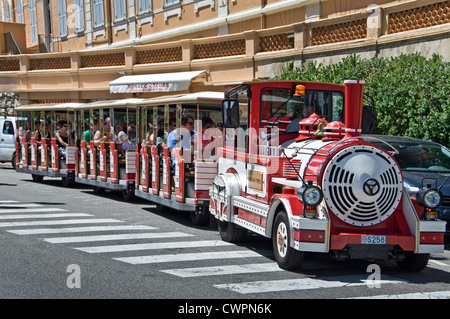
[0,219,124,227]
[214,275,408,294]
[0,213,91,220]
[75,240,233,253]
[43,232,194,244]
[429,260,448,267]
[162,262,283,278]
[8,225,157,235]
[344,290,450,299]
[0,208,66,214]
[114,250,264,265]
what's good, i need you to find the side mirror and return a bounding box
[222,99,240,128]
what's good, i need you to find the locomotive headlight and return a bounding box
[416,188,442,209]
[298,183,323,207]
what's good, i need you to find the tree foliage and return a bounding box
[275,53,450,146]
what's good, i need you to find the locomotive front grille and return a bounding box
[322,145,403,227]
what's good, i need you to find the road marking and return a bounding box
[214,275,408,294]
[162,262,283,278]
[429,259,448,267]
[0,218,124,227]
[8,225,157,235]
[0,213,91,220]
[114,250,264,265]
[345,290,450,299]
[0,203,43,208]
[75,240,233,253]
[0,208,66,214]
[43,232,194,244]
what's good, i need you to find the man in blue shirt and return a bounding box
[167,114,195,165]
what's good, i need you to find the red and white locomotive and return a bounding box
[210,79,446,271]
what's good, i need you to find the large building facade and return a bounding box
[0,0,449,104]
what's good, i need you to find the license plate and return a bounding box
[361,235,386,245]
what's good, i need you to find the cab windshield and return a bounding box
[261,87,344,127]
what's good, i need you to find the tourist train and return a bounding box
[14,79,446,271]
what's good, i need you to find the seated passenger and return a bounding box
[201,117,219,159]
[24,118,31,146]
[150,116,164,146]
[34,120,42,151]
[115,123,126,157]
[140,131,152,158]
[84,118,99,150]
[24,128,31,147]
[156,127,165,158]
[285,113,300,134]
[17,126,23,157]
[125,123,137,151]
[166,120,175,142]
[117,123,136,155]
[93,118,112,148]
[44,121,52,139]
[167,114,195,164]
[55,120,69,157]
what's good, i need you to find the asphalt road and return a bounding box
[1,163,449,306]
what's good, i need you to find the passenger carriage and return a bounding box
[133,92,224,225]
[72,91,224,224]
[73,98,145,200]
[14,102,81,186]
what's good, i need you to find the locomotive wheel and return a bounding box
[272,211,304,270]
[396,253,430,272]
[218,220,247,243]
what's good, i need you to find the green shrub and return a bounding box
[275,53,450,146]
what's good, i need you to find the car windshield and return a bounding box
[372,140,450,173]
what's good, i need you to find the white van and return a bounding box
[0,117,17,169]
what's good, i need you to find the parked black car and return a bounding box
[362,135,450,234]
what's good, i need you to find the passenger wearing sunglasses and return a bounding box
[55,120,69,157]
